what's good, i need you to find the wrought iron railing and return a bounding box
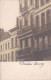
[20,6,28,13]
[32,23,51,36]
[17,47,31,56]
[17,25,32,36]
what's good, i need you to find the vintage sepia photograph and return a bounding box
[0,0,51,61]
[0,0,51,80]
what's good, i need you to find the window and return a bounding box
[24,0,28,9]
[28,38,31,48]
[3,44,4,50]
[28,37,33,48]
[25,0,26,7]
[3,54,7,61]
[8,42,9,49]
[1,45,2,51]
[34,39,37,49]
[36,16,39,28]
[41,13,45,28]
[42,37,45,49]
[22,40,25,48]
[41,0,45,6]
[46,0,50,3]
[46,10,50,24]
[20,4,22,12]
[37,38,39,49]
[5,43,7,50]
[16,18,19,29]
[0,55,2,61]
[30,0,33,5]
[20,40,22,48]
[20,19,22,28]
[8,53,10,61]
[24,16,28,26]
[23,39,28,48]
[35,0,39,9]
[30,14,34,26]
[31,37,33,48]
[48,35,51,47]
[39,38,42,49]
[11,38,14,48]
[45,36,48,48]
[20,0,22,12]
[11,52,14,61]
[15,37,17,47]
[15,51,18,61]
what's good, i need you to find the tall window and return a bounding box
[24,0,28,9]
[41,13,45,28]
[3,44,4,50]
[48,34,51,47]
[15,37,17,47]
[46,10,50,24]
[37,38,39,49]
[8,53,10,62]
[11,52,14,61]
[20,40,22,48]
[36,16,39,28]
[0,55,2,61]
[20,0,22,12]
[35,0,39,9]
[5,43,7,50]
[30,14,33,27]
[15,51,18,61]
[1,45,2,51]
[28,38,31,48]
[41,0,45,6]
[22,40,26,48]
[24,16,28,26]
[34,39,37,49]
[3,54,7,61]
[25,38,28,48]
[45,36,48,48]
[20,4,22,12]
[11,38,14,48]
[20,19,22,28]
[30,0,33,5]
[31,37,33,48]
[39,38,42,49]
[42,37,45,49]
[8,42,9,49]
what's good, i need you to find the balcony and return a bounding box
[20,6,28,14]
[17,25,32,36]
[33,23,51,37]
[16,45,51,61]
[15,41,51,61]
[17,47,31,57]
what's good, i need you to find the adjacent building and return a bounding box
[0,27,19,61]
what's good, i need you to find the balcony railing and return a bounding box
[17,23,51,37]
[15,43,51,60]
[17,25,32,36]
[20,6,28,13]
[33,23,51,36]
[17,47,31,56]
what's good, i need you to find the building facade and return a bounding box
[0,27,20,61]
[17,0,51,60]
[0,0,51,61]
